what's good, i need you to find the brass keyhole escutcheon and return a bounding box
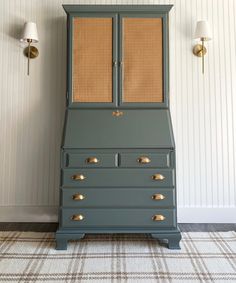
[112,110,124,117]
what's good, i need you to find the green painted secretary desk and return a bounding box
[56,5,181,250]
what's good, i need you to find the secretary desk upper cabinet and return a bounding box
[56,5,181,250]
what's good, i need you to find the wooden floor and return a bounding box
[0,223,235,232]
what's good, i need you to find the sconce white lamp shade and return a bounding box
[194,20,212,41]
[20,22,39,43]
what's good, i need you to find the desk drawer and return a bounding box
[64,153,117,168]
[61,208,175,228]
[62,169,174,187]
[120,152,171,168]
[61,188,175,208]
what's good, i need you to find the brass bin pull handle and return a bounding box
[71,214,84,221]
[152,174,165,181]
[86,157,99,164]
[152,194,165,200]
[152,215,165,221]
[137,156,151,164]
[71,174,86,181]
[72,194,85,201]
[112,110,123,117]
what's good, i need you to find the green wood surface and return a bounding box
[64,153,118,168]
[61,188,175,208]
[62,168,174,188]
[119,152,170,168]
[61,208,175,228]
[56,4,180,251]
[63,109,175,149]
[63,5,173,14]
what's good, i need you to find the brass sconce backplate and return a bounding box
[23,46,39,59]
[193,44,207,57]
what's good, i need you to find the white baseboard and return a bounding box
[178,207,236,223]
[0,206,235,223]
[0,206,58,222]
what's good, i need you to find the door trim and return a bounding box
[118,13,169,109]
[68,13,118,108]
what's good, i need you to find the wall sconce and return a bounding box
[193,20,212,74]
[20,22,39,76]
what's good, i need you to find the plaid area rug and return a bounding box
[0,231,236,282]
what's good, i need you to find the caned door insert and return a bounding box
[72,17,113,103]
[122,18,163,103]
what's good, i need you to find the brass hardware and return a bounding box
[193,39,207,74]
[152,214,165,221]
[23,39,39,76]
[72,194,85,201]
[24,45,39,59]
[137,156,151,164]
[152,174,165,181]
[193,43,207,57]
[71,214,84,221]
[112,110,124,117]
[86,157,99,164]
[152,194,165,200]
[24,39,39,76]
[71,174,86,181]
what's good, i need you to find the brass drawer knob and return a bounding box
[72,194,85,201]
[137,156,151,164]
[152,215,165,221]
[86,157,99,164]
[71,174,86,181]
[71,214,84,221]
[152,174,165,181]
[112,110,123,117]
[152,194,165,200]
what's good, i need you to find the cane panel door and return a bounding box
[120,16,164,106]
[70,14,117,107]
[69,14,167,108]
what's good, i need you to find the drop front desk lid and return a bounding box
[63,110,175,149]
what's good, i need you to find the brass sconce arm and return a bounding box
[24,39,39,75]
[193,37,207,74]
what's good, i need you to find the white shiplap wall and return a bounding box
[0,0,235,222]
